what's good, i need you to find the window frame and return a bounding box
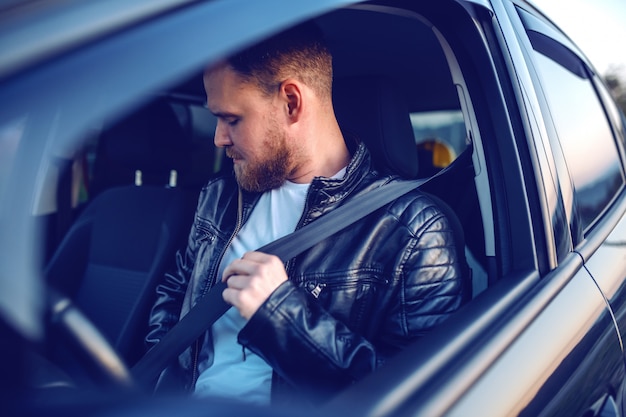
[514,3,626,246]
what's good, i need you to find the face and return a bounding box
[204,65,294,192]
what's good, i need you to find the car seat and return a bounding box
[333,76,472,301]
[90,98,214,195]
[333,77,419,178]
[45,97,202,368]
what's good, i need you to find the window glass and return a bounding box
[0,116,27,203]
[410,110,467,177]
[595,75,626,151]
[533,51,624,231]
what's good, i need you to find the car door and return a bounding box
[327,1,626,416]
[453,1,626,415]
[517,2,626,415]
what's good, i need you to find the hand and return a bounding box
[221,251,288,320]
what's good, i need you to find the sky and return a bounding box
[531,0,626,78]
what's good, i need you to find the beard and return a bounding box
[229,120,292,193]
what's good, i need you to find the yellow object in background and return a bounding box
[417,139,456,168]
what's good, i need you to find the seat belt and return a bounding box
[131,178,425,387]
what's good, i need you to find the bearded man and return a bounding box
[146,22,468,407]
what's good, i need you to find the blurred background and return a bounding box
[533,0,626,113]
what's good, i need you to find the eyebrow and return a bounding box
[209,109,239,119]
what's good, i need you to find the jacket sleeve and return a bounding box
[145,212,201,350]
[237,201,467,402]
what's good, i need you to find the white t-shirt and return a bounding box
[194,179,311,404]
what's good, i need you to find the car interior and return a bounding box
[36,3,492,393]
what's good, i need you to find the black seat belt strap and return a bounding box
[131,178,424,387]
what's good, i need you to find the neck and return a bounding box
[286,95,351,183]
[288,123,350,184]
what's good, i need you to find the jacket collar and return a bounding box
[239,142,377,224]
[307,142,371,205]
[302,141,388,226]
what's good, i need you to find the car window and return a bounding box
[594,74,626,151]
[411,110,468,177]
[527,32,625,234]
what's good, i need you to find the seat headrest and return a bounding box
[92,97,205,194]
[333,77,418,178]
[102,98,187,168]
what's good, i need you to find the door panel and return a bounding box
[446,261,623,417]
[583,210,626,352]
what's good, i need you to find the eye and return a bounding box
[226,117,239,126]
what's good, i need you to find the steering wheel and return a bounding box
[46,289,135,390]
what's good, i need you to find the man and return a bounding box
[146,22,468,406]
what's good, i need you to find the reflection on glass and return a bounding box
[0,117,27,203]
[534,52,624,231]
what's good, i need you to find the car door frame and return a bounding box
[328,0,626,415]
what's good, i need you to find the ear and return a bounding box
[280,80,303,122]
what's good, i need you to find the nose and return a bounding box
[213,120,232,148]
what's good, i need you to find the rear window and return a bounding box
[410,110,467,178]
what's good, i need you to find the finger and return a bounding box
[222,285,258,320]
[223,273,250,289]
[222,286,240,307]
[222,258,254,282]
[241,251,280,264]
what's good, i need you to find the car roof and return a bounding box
[172,6,459,112]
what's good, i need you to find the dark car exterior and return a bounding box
[1,0,626,416]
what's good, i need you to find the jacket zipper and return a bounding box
[284,182,339,286]
[191,187,245,387]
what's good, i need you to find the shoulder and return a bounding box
[200,173,236,192]
[199,174,237,197]
[196,174,239,215]
[385,180,452,235]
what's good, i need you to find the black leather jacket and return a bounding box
[146,143,469,403]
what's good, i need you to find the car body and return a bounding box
[1,0,626,416]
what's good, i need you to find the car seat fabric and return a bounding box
[332,76,474,298]
[46,186,197,369]
[333,77,419,178]
[46,97,204,367]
